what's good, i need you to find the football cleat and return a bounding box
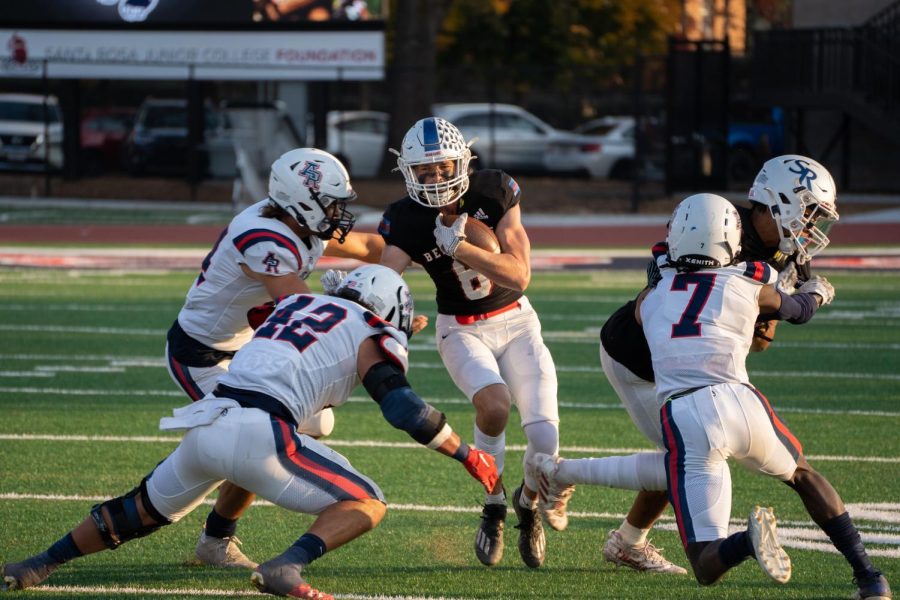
[1,554,57,591]
[748,506,791,584]
[196,530,258,569]
[532,452,575,531]
[601,530,688,575]
[251,556,333,599]
[512,484,546,569]
[475,502,506,566]
[852,572,892,600]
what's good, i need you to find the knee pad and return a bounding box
[90,478,171,550]
[297,408,336,438]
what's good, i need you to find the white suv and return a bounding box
[0,93,64,170]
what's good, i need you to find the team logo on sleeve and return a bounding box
[263,252,281,274]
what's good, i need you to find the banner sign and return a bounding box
[0,29,384,80]
[2,0,385,26]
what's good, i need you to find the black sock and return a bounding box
[718,531,753,568]
[46,533,83,565]
[821,512,878,581]
[205,509,238,539]
[281,533,327,567]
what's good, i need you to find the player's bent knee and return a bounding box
[357,498,387,529]
[90,480,171,550]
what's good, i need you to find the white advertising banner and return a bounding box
[0,29,384,80]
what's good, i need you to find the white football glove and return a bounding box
[776,262,799,294]
[798,275,835,306]
[434,213,467,257]
[320,269,347,296]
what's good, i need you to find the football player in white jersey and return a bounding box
[534,195,890,599]
[1,265,499,600]
[165,148,384,569]
[379,117,562,568]
[589,155,839,575]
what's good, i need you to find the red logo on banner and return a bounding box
[8,34,27,64]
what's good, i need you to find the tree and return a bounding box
[379,0,454,176]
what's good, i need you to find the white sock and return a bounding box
[485,491,506,506]
[474,426,505,476]
[617,519,650,547]
[556,452,666,491]
[518,487,537,509]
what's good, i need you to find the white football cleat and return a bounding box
[748,506,791,584]
[532,452,575,531]
[196,530,258,569]
[601,530,689,575]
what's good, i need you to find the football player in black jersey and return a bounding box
[595,155,840,574]
[378,117,565,569]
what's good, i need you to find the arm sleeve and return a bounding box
[772,289,819,324]
[362,361,449,446]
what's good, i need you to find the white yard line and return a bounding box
[1,433,897,464]
[28,584,466,600]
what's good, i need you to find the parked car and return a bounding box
[433,102,594,174]
[326,110,388,178]
[80,107,136,173]
[124,98,225,176]
[545,115,636,179]
[728,106,785,186]
[0,93,63,171]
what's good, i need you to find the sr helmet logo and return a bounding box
[787,159,817,191]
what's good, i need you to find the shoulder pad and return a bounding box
[232,228,302,275]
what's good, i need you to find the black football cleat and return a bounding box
[1,554,57,591]
[512,484,545,568]
[474,502,506,566]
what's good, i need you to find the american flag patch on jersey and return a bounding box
[508,177,520,197]
[378,217,391,236]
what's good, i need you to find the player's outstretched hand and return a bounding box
[776,262,799,294]
[461,447,499,492]
[320,269,347,295]
[798,275,835,306]
[411,314,429,335]
[434,213,467,257]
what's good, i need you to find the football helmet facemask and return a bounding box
[268,148,357,243]
[667,193,742,271]
[749,154,839,264]
[394,117,473,208]
[334,265,414,338]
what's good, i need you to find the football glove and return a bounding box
[798,275,835,306]
[776,262,799,294]
[461,446,499,492]
[247,302,275,330]
[434,213,468,257]
[320,269,347,296]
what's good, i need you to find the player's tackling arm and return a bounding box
[355,336,498,492]
[324,231,385,263]
[452,204,531,291]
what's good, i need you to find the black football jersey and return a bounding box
[379,170,523,316]
[600,202,809,382]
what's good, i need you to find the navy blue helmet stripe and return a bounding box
[422,118,440,152]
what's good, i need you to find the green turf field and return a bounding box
[0,267,897,599]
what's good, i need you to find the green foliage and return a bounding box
[439,0,681,90]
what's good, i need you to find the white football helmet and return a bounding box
[334,265,414,337]
[748,154,839,264]
[394,117,473,207]
[268,148,357,242]
[667,193,742,271]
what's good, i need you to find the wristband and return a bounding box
[452,442,470,462]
